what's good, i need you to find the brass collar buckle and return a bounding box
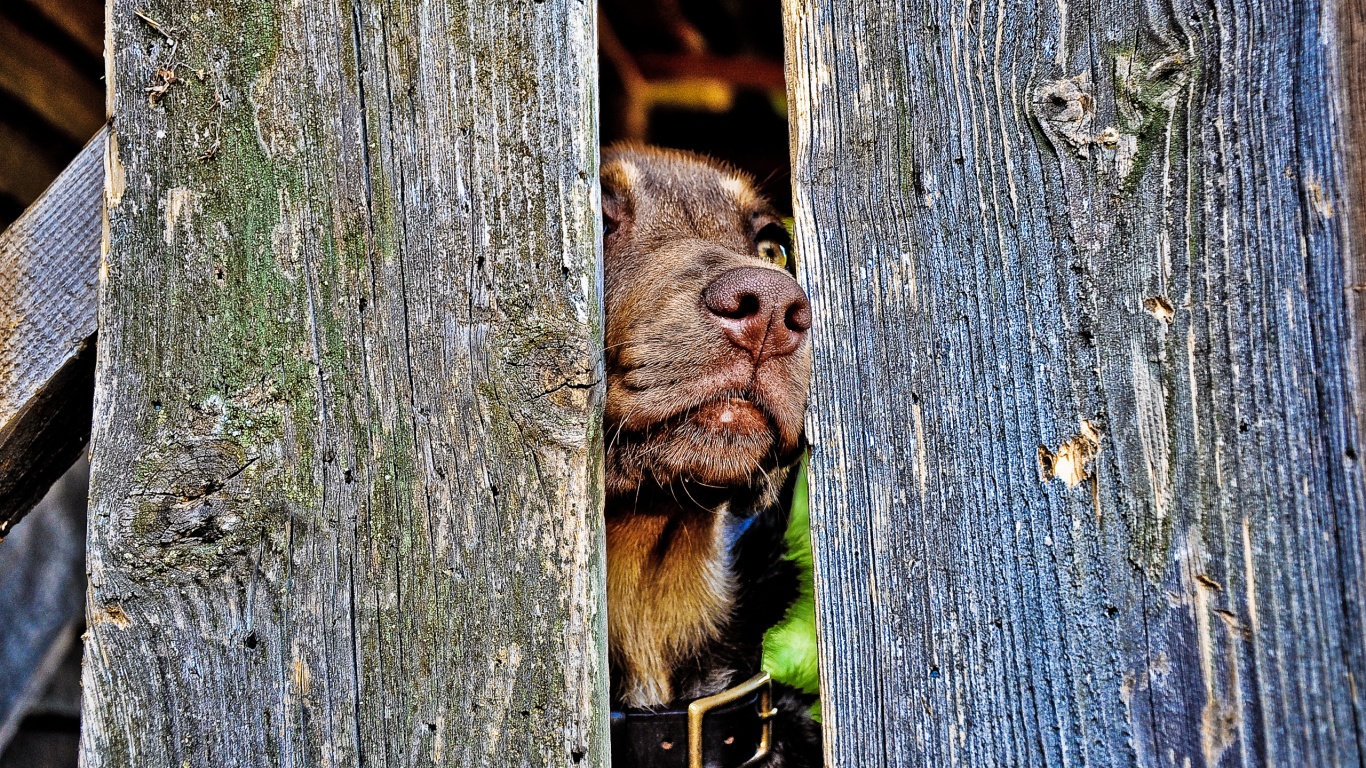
[686,671,776,768]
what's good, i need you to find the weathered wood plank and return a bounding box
[0,458,86,752]
[0,130,102,538]
[1342,0,1366,473]
[83,3,605,766]
[785,0,1366,765]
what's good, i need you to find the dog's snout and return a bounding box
[702,267,811,357]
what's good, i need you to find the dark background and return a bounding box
[0,0,103,229]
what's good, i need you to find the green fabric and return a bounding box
[761,453,822,720]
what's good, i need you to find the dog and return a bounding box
[601,145,822,768]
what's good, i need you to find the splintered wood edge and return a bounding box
[0,127,104,537]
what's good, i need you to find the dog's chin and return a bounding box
[606,401,796,502]
[667,402,777,487]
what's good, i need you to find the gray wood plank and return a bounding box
[784,0,1366,765]
[82,3,606,766]
[0,458,87,752]
[0,129,102,538]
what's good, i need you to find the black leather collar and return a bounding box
[610,683,769,768]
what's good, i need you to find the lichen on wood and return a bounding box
[84,1,606,765]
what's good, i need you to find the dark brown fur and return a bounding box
[603,145,821,766]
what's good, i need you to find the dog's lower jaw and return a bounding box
[604,426,785,499]
[606,503,736,708]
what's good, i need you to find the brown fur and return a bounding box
[606,509,733,707]
[602,145,811,710]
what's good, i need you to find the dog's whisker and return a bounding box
[593,339,635,355]
[678,478,708,511]
[606,402,639,459]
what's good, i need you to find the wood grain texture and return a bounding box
[0,458,86,752]
[1342,0,1366,495]
[0,130,102,538]
[84,2,606,766]
[784,0,1366,765]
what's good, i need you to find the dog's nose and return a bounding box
[702,267,812,357]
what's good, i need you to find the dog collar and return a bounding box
[610,672,776,768]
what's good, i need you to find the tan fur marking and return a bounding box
[607,511,735,707]
[720,176,754,207]
[616,159,641,186]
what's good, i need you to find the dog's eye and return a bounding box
[757,238,788,268]
[754,221,792,269]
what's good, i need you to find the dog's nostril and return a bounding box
[786,300,812,332]
[732,293,761,318]
[706,288,762,319]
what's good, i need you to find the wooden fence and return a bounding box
[788,0,1366,765]
[82,0,604,765]
[0,0,1362,766]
